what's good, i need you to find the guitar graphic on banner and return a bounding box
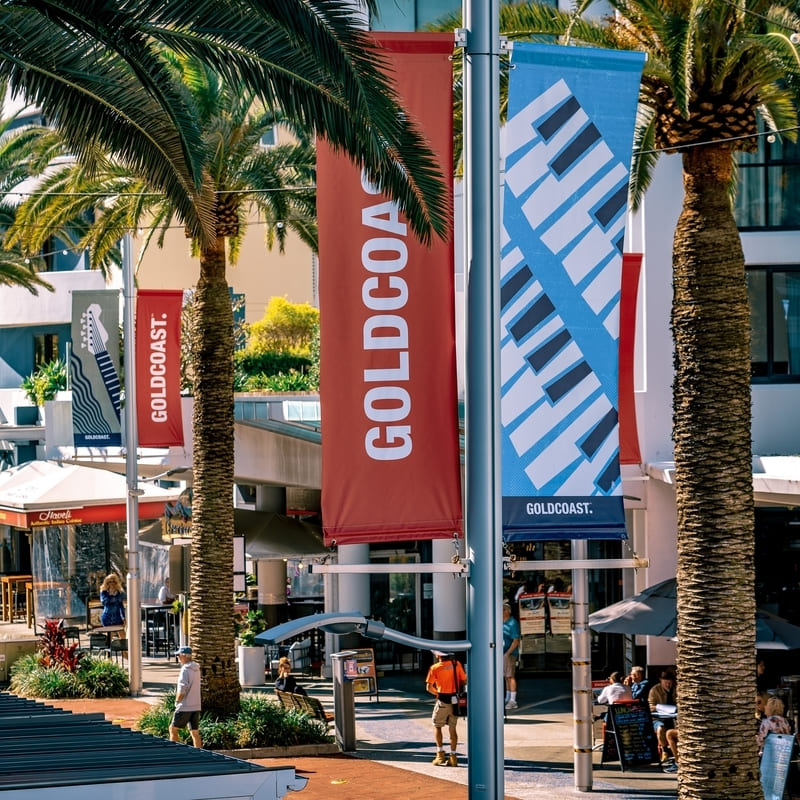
[80,303,121,421]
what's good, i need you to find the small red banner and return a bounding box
[318,33,462,545]
[136,290,184,447]
[619,254,642,465]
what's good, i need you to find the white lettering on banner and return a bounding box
[149,314,169,423]
[525,501,593,516]
[359,172,412,462]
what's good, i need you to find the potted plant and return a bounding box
[21,358,67,423]
[236,609,267,686]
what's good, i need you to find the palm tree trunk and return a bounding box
[191,236,240,717]
[672,145,759,800]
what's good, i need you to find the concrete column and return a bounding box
[432,538,467,641]
[254,485,289,626]
[256,558,288,627]
[336,543,370,649]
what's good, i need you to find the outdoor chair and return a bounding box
[288,638,311,676]
[110,638,127,665]
[62,626,81,649]
[88,632,111,658]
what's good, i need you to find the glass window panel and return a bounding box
[736,166,765,227]
[771,272,790,373]
[747,270,768,376]
[774,272,800,375]
[771,165,800,227]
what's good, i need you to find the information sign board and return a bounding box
[345,647,379,700]
[602,700,659,770]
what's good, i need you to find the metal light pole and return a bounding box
[122,232,143,696]
[463,1,503,797]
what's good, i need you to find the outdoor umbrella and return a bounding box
[588,578,800,650]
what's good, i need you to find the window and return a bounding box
[259,127,277,148]
[747,266,800,381]
[736,130,800,229]
[33,333,59,368]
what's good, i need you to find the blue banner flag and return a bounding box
[500,44,644,541]
[71,289,122,448]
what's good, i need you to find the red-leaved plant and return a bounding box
[38,619,83,672]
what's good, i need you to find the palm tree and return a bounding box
[432,2,800,797]
[0,100,58,293]
[9,54,324,715]
[1,0,449,717]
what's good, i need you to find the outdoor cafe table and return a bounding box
[141,604,178,657]
[0,574,32,622]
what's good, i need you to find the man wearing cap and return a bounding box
[425,650,467,767]
[169,646,202,747]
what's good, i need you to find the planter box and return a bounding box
[237,645,265,687]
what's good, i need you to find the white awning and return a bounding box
[648,456,800,507]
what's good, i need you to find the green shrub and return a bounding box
[137,691,331,750]
[201,718,240,750]
[245,370,314,392]
[138,691,176,737]
[9,652,128,699]
[235,351,311,378]
[10,654,82,698]
[76,656,130,697]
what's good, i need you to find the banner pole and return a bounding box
[464,1,503,797]
[571,538,592,791]
[122,232,143,696]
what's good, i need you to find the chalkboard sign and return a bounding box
[760,733,795,800]
[602,700,659,770]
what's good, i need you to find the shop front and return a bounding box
[0,460,182,629]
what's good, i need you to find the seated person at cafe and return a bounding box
[158,577,176,605]
[648,670,677,761]
[275,656,307,696]
[757,696,793,756]
[756,691,769,731]
[624,665,650,700]
[597,671,633,705]
[663,727,679,773]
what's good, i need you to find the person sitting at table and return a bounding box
[158,577,176,605]
[648,670,677,762]
[756,691,769,731]
[663,727,679,773]
[624,665,650,700]
[99,573,125,633]
[757,696,793,756]
[274,656,307,696]
[597,671,633,705]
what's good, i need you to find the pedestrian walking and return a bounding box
[169,645,202,748]
[425,650,467,767]
[502,601,521,709]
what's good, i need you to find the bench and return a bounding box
[275,690,334,727]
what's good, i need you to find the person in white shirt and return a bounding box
[169,646,202,747]
[158,577,175,605]
[597,671,633,705]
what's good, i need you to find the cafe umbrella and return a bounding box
[588,577,800,649]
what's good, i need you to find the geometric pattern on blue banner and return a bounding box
[500,44,644,539]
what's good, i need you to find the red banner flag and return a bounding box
[136,289,184,447]
[619,253,642,465]
[318,33,462,545]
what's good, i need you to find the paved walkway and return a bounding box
[2,620,677,799]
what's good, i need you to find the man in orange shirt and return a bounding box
[425,650,467,767]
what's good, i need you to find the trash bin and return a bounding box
[330,650,358,752]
